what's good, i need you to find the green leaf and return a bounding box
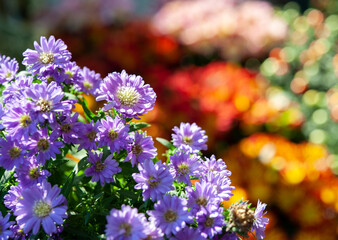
[129,122,151,132]
[156,137,175,150]
[78,97,96,121]
[61,171,75,198]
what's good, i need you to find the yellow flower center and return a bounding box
[37,138,49,151]
[116,86,140,107]
[9,146,21,159]
[178,164,189,175]
[164,210,177,222]
[39,52,55,65]
[29,168,40,179]
[33,200,52,218]
[20,115,32,127]
[95,162,105,172]
[36,98,52,112]
[83,81,93,90]
[108,130,118,140]
[87,131,97,141]
[204,217,214,228]
[182,136,193,145]
[131,144,143,155]
[195,197,208,207]
[120,222,132,236]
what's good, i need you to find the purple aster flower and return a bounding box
[96,70,156,119]
[0,57,18,83]
[252,200,269,240]
[84,152,121,186]
[169,151,202,185]
[0,212,14,239]
[75,121,100,151]
[147,195,192,237]
[25,81,74,123]
[97,115,130,153]
[143,220,163,239]
[22,35,71,74]
[37,65,67,85]
[132,159,174,201]
[169,227,204,240]
[196,204,225,239]
[0,54,10,63]
[201,155,231,177]
[63,61,81,85]
[52,113,79,144]
[10,224,31,240]
[200,172,234,203]
[15,156,51,188]
[1,100,38,140]
[126,131,157,167]
[75,67,102,96]
[0,137,27,170]
[4,184,23,212]
[28,128,63,165]
[14,180,67,235]
[186,180,218,216]
[172,122,208,152]
[2,75,33,104]
[105,204,147,240]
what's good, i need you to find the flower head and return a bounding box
[105,205,147,240]
[14,180,67,235]
[4,184,23,212]
[52,112,79,144]
[0,56,18,83]
[196,204,225,239]
[98,115,130,152]
[169,227,204,240]
[126,131,157,167]
[23,35,71,74]
[2,75,33,104]
[84,152,121,186]
[75,121,100,151]
[252,200,269,240]
[172,123,208,152]
[25,81,74,123]
[169,151,202,185]
[133,159,174,201]
[0,137,27,170]
[147,195,192,236]
[15,156,51,188]
[97,70,156,119]
[75,67,102,96]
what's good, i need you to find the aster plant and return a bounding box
[0,36,268,239]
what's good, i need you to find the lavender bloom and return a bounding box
[186,180,218,216]
[147,195,192,236]
[105,204,147,240]
[10,224,31,240]
[38,65,67,85]
[14,180,67,235]
[75,121,100,151]
[0,137,27,170]
[28,128,63,165]
[0,212,14,239]
[169,151,201,185]
[15,156,51,188]
[201,155,231,177]
[25,81,74,123]
[63,61,81,84]
[252,200,269,240]
[96,70,156,119]
[143,220,164,239]
[169,227,204,240]
[4,184,23,211]
[172,123,208,152]
[75,67,102,96]
[196,204,225,239]
[132,159,174,201]
[1,101,37,140]
[84,152,121,186]
[2,75,33,104]
[97,115,130,153]
[52,112,79,144]
[200,172,234,203]
[126,131,157,167]
[22,35,71,74]
[0,57,18,83]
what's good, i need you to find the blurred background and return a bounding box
[1,0,337,239]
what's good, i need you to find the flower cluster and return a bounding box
[0,36,268,239]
